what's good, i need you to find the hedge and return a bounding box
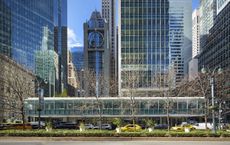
[0,130,230,137]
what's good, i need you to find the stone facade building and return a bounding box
[0,54,35,122]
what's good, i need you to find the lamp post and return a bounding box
[81,69,84,97]
[35,78,47,129]
[201,66,222,134]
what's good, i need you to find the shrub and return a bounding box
[0,129,230,137]
[144,119,155,128]
[112,118,122,128]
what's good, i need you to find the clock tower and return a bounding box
[84,10,110,97]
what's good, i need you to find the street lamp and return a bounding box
[201,66,222,134]
[81,69,84,97]
[218,100,226,129]
[34,77,47,129]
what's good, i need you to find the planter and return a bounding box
[148,127,154,132]
[116,127,121,133]
[45,127,52,132]
[80,127,85,132]
[184,128,190,133]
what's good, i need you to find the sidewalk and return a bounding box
[0,137,230,141]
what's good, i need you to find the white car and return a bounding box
[84,124,94,129]
[101,124,112,130]
[193,123,213,130]
[94,124,112,130]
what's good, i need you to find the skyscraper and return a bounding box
[54,0,68,94]
[118,0,192,96]
[199,2,230,70]
[199,0,216,50]
[192,9,200,58]
[0,0,11,57]
[188,8,200,81]
[102,0,117,95]
[67,50,78,97]
[169,0,192,84]
[84,11,110,97]
[0,0,67,96]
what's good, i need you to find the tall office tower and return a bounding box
[0,0,11,57]
[118,0,192,96]
[169,0,192,85]
[217,0,230,14]
[199,2,230,70]
[102,0,117,96]
[192,9,200,58]
[199,0,216,50]
[84,11,110,97]
[189,9,200,81]
[67,50,78,97]
[54,0,68,95]
[0,0,67,96]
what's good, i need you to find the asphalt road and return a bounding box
[0,141,229,145]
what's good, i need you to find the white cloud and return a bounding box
[68,28,83,49]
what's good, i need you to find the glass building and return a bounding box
[199,0,216,50]
[54,0,68,93]
[25,97,206,122]
[0,0,11,57]
[169,0,192,85]
[0,0,67,95]
[199,2,230,70]
[71,47,84,72]
[118,0,192,96]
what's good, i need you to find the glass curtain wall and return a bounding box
[120,0,170,95]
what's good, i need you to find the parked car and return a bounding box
[7,123,32,130]
[192,123,213,130]
[121,124,142,132]
[54,122,78,129]
[84,124,94,129]
[30,121,46,129]
[154,124,169,129]
[171,124,195,131]
[94,124,112,130]
[0,124,9,130]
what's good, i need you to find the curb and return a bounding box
[0,137,230,141]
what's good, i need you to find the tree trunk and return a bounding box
[205,100,208,129]
[98,103,102,131]
[167,106,170,133]
[21,105,25,130]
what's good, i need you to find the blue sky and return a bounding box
[68,0,199,48]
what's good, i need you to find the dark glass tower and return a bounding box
[0,0,11,57]
[0,0,67,96]
[54,0,68,94]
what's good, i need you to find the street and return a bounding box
[0,141,229,145]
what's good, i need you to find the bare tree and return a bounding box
[151,65,184,132]
[121,70,142,125]
[185,69,230,129]
[214,69,230,124]
[83,69,110,129]
[0,55,35,127]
